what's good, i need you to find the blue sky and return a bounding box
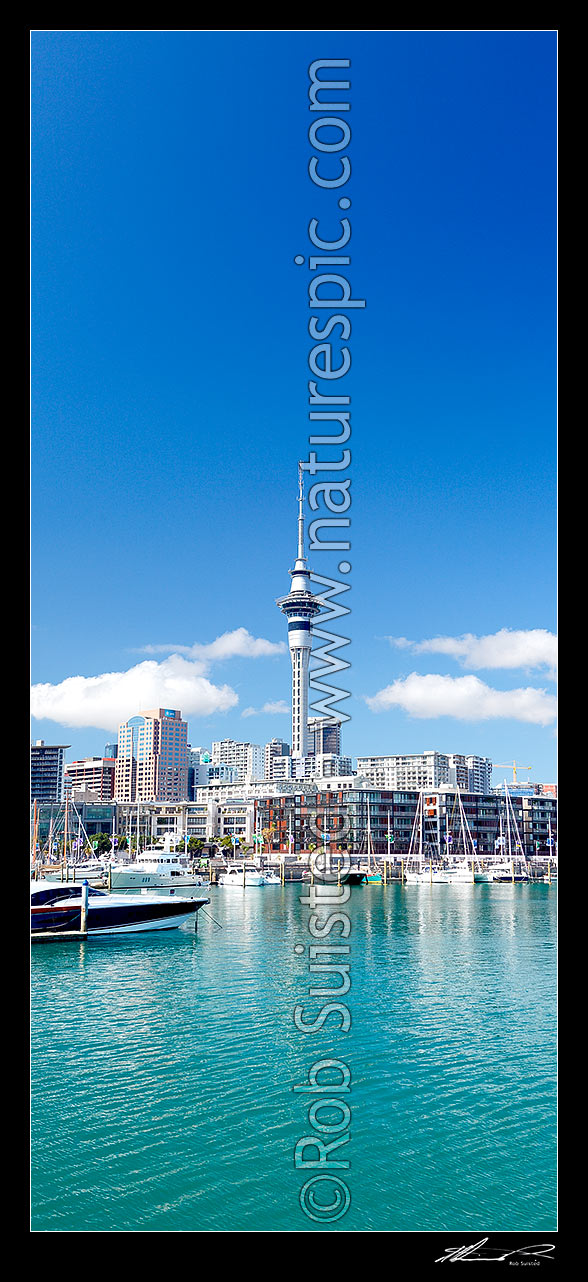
[31,30,557,783]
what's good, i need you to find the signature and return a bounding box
[436,1238,555,1263]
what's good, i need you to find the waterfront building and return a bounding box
[35,801,117,847]
[217,800,255,846]
[356,751,492,795]
[31,740,70,805]
[32,789,557,863]
[520,793,558,854]
[65,756,116,802]
[252,787,554,860]
[534,782,557,798]
[211,738,264,782]
[115,708,188,803]
[276,465,322,757]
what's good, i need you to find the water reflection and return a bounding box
[31,881,556,1233]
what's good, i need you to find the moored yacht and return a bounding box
[404,861,460,884]
[109,848,209,892]
[41,859,107,883]
[31,880,209,935]
[217,864,266,886]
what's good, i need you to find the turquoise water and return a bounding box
[31,883,557,1232]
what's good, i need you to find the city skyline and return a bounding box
[31,31,557,783]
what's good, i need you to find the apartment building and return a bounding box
[356,751,492,795]
[211,739,264,782]
[31,740,69,805]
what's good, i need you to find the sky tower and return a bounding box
[277,464,322,758]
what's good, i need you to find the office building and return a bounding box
[115,708,188,803]
[64,756,116,802]
[307,718,342,757]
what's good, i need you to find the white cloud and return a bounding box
[241,700,290,719]
[32,628,287,733]
[386,629,557,676]
[31,654,239,733]
[364,672,557,725]
[139,628,286,663]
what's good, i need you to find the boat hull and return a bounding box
[30,883,209,935]
[109,870,208,892]
[218,874,265,886]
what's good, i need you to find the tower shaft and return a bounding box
[276,465,321,758]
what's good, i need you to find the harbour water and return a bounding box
[31,882,556,1232]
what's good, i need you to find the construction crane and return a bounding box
[494,761,532,785]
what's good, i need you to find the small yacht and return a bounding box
[41,859,107,883]
[31,880,209,935]
[217,864,266,887]
[490,863,529,883]
[404,862,459,884]
[109,834,209,892]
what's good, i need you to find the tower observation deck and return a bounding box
[276,464,322,758]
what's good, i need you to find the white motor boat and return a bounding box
[404,862,456,884]
[31,879,209,935]
[217,865,266,887]
[41,859,107,884]
[108,849,209,892]
[473,867,495,883]
[490,863,528,883]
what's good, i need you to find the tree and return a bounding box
[91,832,114,855]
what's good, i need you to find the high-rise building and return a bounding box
[276,464,321,757]
[31,740,70,804]
[356,751,493,795]
[292,753,353,780]
[187,746,213,797]
[307,718,342,757]
[264,738,291,779]
[211,739,264,782]
[115,709,188,803]
[65,756,115,801]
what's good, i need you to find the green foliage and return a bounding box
[91,832,114,854]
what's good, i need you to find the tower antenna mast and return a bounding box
[298,461,305,561]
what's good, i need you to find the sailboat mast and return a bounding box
[368,794,374,876]
[63,792,69,868]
